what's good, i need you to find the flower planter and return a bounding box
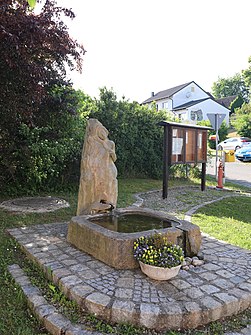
[139,261,181,281]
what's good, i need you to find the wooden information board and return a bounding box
[158,121,212,198]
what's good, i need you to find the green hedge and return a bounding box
[90,88,168,179]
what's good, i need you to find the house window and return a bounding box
[162,102,169,110]
[191,86,195,92]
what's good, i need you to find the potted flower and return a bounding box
[133,232,184,280]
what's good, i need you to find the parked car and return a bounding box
[235,143,251,162]
[217,137,251,151]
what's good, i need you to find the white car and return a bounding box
[218,137,251,151]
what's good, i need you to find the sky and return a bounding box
[56,0,251,103]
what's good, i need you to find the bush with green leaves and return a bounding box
[231,103,251,138]
[0,85,90,194]
[90,88,168,178]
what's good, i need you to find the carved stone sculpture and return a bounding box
[77,119,118,215]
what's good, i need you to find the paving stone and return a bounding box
[200,284,220,294]
[115,288,133,299]
[61,258,78,266]
[116,277,134,288]
[230,288,251,311]
[57,254,71,261]
[213,278,235,290]
[199,271,218,281]
[203,263,221,271]
[170,279,191,290]
[35,304,57,321]
[65,325,88,335]
[44,312,71,335]
[52,268,72,284]
[85,292,111,319]
[69,264,89,273]
[45,261,64,272]
[14,275,31,286]
[200,296,223,322]
[213,293,239,316]
[235,259,249,266]
[239,282,251,292]
[21,284,41,297]
[65,325,103,335]
[204,255,219,262]
[230,276,246,284]
[69,284,95,305]
[79,270,100,280]
[186,277,204,286]
[183,301,202,329]
[160,303,183,330]
[219,257,237,263]
[241,325,251,335]
[216,269,235,278]
[59,275,83,294]
[111,300,136,323]
[185,287,204,299]
[27,294,49,311]
[140,303,160,329]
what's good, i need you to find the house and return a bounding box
[142,81,230,125]
[216,95,237,109]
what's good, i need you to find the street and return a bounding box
[206,156,251,188]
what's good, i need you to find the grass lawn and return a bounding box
[192,195,251,250]
[0,177,250,334]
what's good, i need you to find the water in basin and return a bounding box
[90,213,177,233]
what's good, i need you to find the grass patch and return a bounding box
[192,196,251,250]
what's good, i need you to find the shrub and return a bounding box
[90,88,168,179]
[0,86,90,194]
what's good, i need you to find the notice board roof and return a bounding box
[158,121,213,131]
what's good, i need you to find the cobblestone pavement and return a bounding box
[8,221,251,334]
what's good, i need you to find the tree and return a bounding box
[229,95,245,113]
[211,74,249,102]
[0,0,86,192]
[0,0,85,120]
[242,55,251,89]
[231,103,251,138]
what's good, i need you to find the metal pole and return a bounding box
[162,126,168,199]
[215,114,219,180]
[201,162,206,191]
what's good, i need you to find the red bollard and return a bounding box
[217,161,224,189]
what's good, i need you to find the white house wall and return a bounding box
[155,98,172,111]
[187,99,229,125]
[172,83,209,108]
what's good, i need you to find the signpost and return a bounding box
[207,114,226,179]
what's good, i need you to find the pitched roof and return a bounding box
[142,81,193,104]
[216,95,237,108]
[172,98,210,111]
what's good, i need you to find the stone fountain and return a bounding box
[67,119,202,269]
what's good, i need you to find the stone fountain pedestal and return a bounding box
[67,207,201,269]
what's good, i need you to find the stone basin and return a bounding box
[67,207,202,269]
